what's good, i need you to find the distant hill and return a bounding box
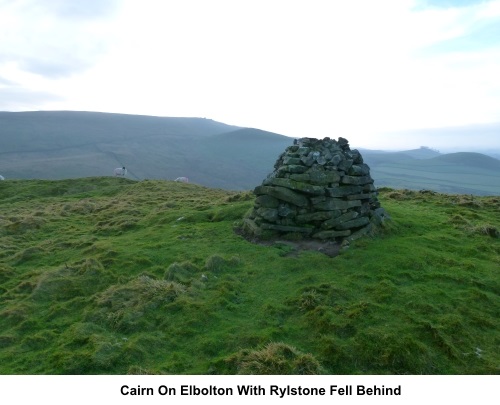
[0,111,499,195]
[362,150,500,196]
[0,111,239,152]
[194,128,295,189]
[399,147,441,159]
[0,111,292,189]
[428,152,500,170]
[360,151,416,166]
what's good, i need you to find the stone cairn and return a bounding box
[243,137,388,243]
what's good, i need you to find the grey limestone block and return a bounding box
[268,178,326,196]
[346,223,374,242]
[348,164,370,176]
[259,223,314,234]
[256,207,279,222]
[326,185,363,197]
[312,230,351,240]
[295,210,341,224]
[313,198,362,211]
[341,175,374,186]
[254,185,309,207]
[255,194,280,208]
[335,216,370,231]
[322,211,359,229]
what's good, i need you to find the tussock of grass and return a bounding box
[352,328,435,374]
[60,199,100,215]
[0,303,32,326]
[224,342,324,375]
[13,247,45,264]
[165,261,200,284]
[0,264,15,283]
[204,254,241,273]
[225,191,254,202]
[2,215,45,235]
[448,213,499,238]
[298,289,321,311]
[91,276,187,332]
[127,366,156,375]
[465,224,499,238]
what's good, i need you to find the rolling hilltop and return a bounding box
[1,111,499,195]
[0,177,499,374]
[0,111,292,189]
[364,148,500,196]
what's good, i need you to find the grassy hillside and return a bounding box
[0,178,498,374]
[193,128,295,189]
[360,147,441,161]
[0,110,242,182]
[0,111,292,190]
[0,111,239,152]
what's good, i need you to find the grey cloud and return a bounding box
[2,46,104,79]
[16,52,99,79]
[0,0,120,79]
[0,76,17,86]
[0,86,64,110]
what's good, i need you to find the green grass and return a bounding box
[0,178,498,374]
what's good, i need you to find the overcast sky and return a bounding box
[1,0,499,150]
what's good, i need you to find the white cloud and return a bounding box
[1,0,499,149]
[0,0,118,78]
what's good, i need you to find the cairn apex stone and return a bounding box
[338,137,349,147]
[244,136,386,243]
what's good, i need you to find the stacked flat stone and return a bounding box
[244,137,387,242]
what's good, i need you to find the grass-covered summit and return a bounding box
[0,177,498,374]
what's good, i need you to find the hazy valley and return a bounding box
[1,111,499,195]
